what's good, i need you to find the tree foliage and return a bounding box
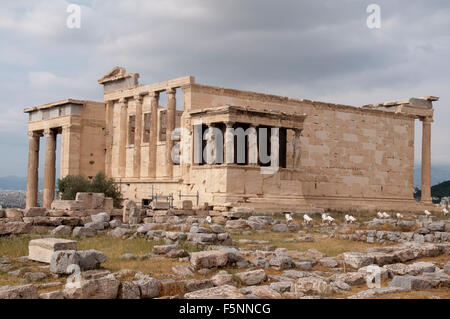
[57,172,122,207]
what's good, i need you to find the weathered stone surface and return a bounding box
[294,261,313,271]
[5,208,23,218]
[172,265,194,277]
[108,227,133,238]
[211,271,234,286]
[389,275,432,290]
[235,269,267,286]
[136,276,161,299]
[319,257,338,268]
[91,212,110,223]
[225,219,248,230]
[23,207,46,217]
[166,249,189,259]
[84,221,105,231]
[50,250,79,274]
[72,226,96,238]
[190,250,229,269]
[244,285,282,299]
[185,279,214,292]
[184,285,245,299]
[358,265,389,280]
[153,244,177,255]
[269,281,292,293]
[348,287,409,299]
[0,284,39,299]
[23,272,47,283]
[77,250,107,271]
[187,232,217,243]
[119,281,141,299]
[29,238,77,263]
[109,220,121,228]
[343,252,374,269]
[427,221,445,232]
[293,277,334,296]
[51,225,72,236]
[269,255,293,270]
[63,274,120,299]
[0,221,32,235]
[272,223,289,232]
[331,272,366,286]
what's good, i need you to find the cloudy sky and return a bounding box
[0,0,449,179]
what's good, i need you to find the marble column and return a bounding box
[43,129,57,209]
[118,98,127,177]
[149,92,159,178]
[105,101,114,177]
[133,95,143,178]
[224,122,235,164]
[421,117,432,203]
[26,131,40,208]
[165,88,176,178]
[248,125,258,165]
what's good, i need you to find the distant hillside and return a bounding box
[431,180,450,199]
[414,164,450,187]
[0,176,43,190]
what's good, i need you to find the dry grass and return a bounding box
[233,232,385,256]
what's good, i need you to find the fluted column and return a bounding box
[26,131,40,208]
[133,95,143,178]
[43,129,57,209]
[148,92,159,178]
[421,117,432,203]
[60,124,81,177]
[118,98,127,177]
[224,122,234,164]
[165,88,176,178]
[248,125,258,165]
[293,129,302,168]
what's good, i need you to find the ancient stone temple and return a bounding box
[24,67,438,211]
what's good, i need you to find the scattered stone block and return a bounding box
[23,207,46,217]
[190,250,229,270]
[29,238,77,263]
[184,285,245,299]
[51,225,73,236]
[235,269,267,286]
[0,284,39,299]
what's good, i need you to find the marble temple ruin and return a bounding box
[24,67,438,211]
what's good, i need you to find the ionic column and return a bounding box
[270,127,280,168]
[224,122,234,164]
[248,125,258,165]
[105,101,114,177]
[165,88,176,178]
[148,92,159,178]
[421,117,433,203]
[43,129,57,209]
[133,95,143,178]
[26,131,40,208]
[118,98,127,177]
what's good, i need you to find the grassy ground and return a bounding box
[233,231,387,256]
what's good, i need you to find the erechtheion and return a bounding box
[24,67,438,211]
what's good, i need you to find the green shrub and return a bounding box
[57,172,122,207]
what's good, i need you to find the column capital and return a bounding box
[225,122,234,128]
[134,94,144,103]
[422,116,433,124]
[166,87,176,95]
[44,128,56,136]
[28,131,42,138]
[118,97,127,104]
[148,91,160,99]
